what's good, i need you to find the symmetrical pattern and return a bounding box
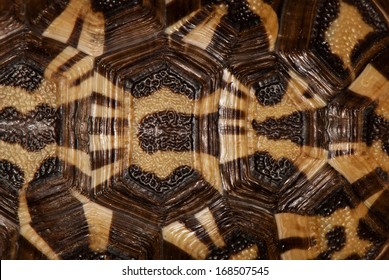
[0,0,389,259]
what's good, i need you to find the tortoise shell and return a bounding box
[0,0,389,260]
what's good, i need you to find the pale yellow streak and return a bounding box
[91,103,124,118]
[78,7,105,57]
[219,70,249,164]
[194,152,223,193]
[19,188,60,260]
[183,4,227,50]
[162,221,209,259]
[247,0,279,50]
[57,75,93,105]
[166,10,198,34]
[275,213,314,239]
[0,80,57,113]
[61,55,94,81]
[294,151,327,180]
[44,46,80,79]
[325,2,374,69]
[71,190,113,251]
[133,88,194,119]
[91,159,123,188]
[194,207,225,247]
[89,134,124,152]
[229,244,259,260]
[248,134,302,162]
[93,72,123,99]
[364,190,384,209]
[219,134,248,164]
[195,89,221,115]
[57,146,91,176]
[130,142,194,178]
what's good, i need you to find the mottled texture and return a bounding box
[0,0,388,260]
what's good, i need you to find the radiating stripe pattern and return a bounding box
[0,0,389,260]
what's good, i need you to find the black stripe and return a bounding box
[88,117,128,135]
[71,69,94,87]
[91,91,121,108]
[327,148,356,158]
[67,15,84,47]
[219,107,246,119]
[351,168,387,200]
[279,237,313,253]
[181,216,215,249]
[56,51,87,74]
[219,125,246,135]
[220,80,248,99]
[90,148,124,170]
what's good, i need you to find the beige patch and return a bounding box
[72,190,113,251]
[325,1,374,70]
[43,0,104,57]
[132,88,195,118]
[0,142,57,183]
[229,244,259,260]
[0,80,57,113]
[183,4,227,50]
[248,135,302,162]
[194,207,225,248]
[248,71,324,124]
[247,0,279,50]
[162,221,209,259]
[349,64,389,102]
[294,147,328,180]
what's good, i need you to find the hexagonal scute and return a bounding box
[0,0,388,260]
